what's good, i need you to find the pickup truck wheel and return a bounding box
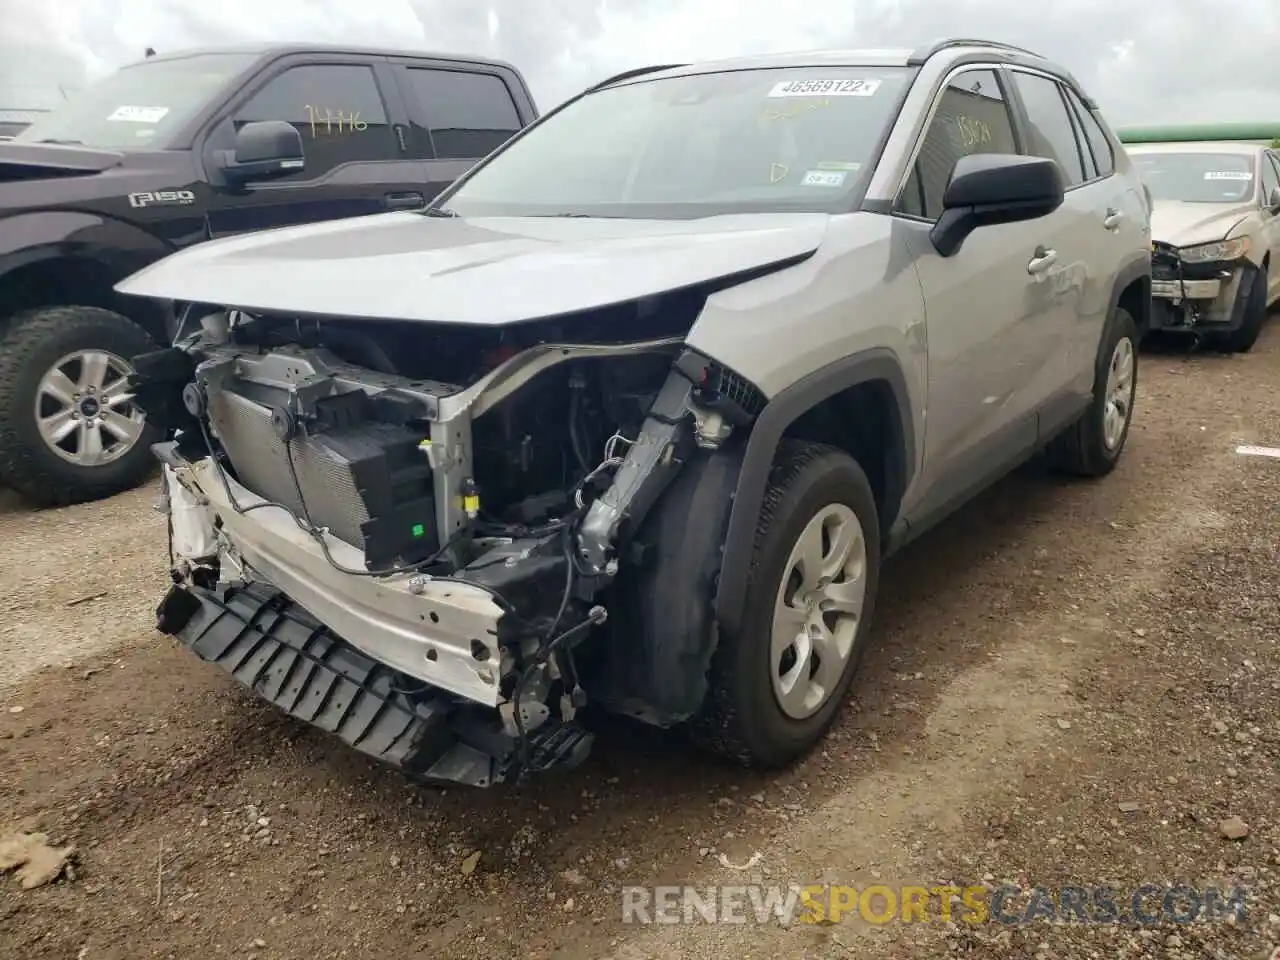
[693,440,880,768]
[1046,305,1139,478]
[0,306,161,507]
[1217,263,1268,353]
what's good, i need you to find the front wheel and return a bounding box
[0,305,161,507]
[693,440,881,767]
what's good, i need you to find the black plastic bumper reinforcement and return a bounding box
[154,581,593,787]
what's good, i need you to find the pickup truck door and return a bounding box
[201,56,430,239]
[896,66,1063,521]
[385,58,533,202]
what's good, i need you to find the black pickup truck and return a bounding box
[0,43,538,506]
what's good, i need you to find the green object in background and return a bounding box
[411,523,426,538]
[1116,122,1280,145]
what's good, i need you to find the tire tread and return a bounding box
[0,305,159,506]
[691,439,871,766]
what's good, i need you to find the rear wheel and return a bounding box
[1046,305,1138,478]
[693,440,881,767]
[0,306,161,506]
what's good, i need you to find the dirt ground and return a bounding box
[2,324,1279,960]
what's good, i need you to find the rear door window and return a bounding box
[1061,86,1114,178]
[403,68,522,160]
[1008,70,1087,187]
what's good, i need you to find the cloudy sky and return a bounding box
[1,0,1276,126]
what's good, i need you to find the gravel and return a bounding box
[1,325,1279,959]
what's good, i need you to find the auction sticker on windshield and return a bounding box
[801,170,847,187]
[768,78,881,98]
[1204,171,1252,180]
[107,105,170,123]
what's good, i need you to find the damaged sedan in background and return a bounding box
[1124,130,1280,351]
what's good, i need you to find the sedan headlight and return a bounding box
[1178,237,1251,263]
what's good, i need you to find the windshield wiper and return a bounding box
[35,138,86,145]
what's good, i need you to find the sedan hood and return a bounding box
[1149,200,1254,248]
[115,211,830,325]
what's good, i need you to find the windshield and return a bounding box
[1131,151,1258,204]
[439,66,915,219]
[14,53,256,150]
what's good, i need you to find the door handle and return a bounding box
[384,191,425,211]
[1103,208,1125,229]
[1027,246,1058,275]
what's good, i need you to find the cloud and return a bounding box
[0,0,1275,124]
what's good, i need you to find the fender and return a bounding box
[1109,252,1152,331]
[712,347,916,640]
[0,209,178,290]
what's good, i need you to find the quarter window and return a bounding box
[898,68,1018,220]
[231,64,394,180]
[404,68,522,160]
[1009,71,1086,187]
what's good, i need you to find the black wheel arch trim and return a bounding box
[712,346,915,640]
[1109,253,1152,331]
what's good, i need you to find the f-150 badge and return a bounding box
[128,189,196,209]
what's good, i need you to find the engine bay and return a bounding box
[135,291,765,783]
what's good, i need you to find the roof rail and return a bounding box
[907,38,1043,65]
[587,63,688,93]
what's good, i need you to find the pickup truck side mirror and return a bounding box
[930,154,1066,258]
[1268,185,1280,212]
[217,120,304,184]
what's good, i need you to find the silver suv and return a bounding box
[118,39,1151,787]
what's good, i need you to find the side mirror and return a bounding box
[217,120,304,184]
[1268,185,1280,212]
[930,154,1066,257]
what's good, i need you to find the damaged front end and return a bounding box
[1149,238,1254,336]
[133,293,762,787]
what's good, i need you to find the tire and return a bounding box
[692,440,881,768]
[1046,305,1139,478]
[1218,263,1268,353]
[0,305,162,507]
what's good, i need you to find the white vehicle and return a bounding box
[1128,139,1280,351]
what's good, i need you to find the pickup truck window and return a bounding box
[232,63,396,179]
[13,52,256,151]
[898,68,1018,221]
[404,68,523,160]
[441,66,913,218]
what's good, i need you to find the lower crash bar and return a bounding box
[155,581,594,787]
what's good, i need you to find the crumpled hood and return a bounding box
[115,211,830,325]
[1149,200,1254,248]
